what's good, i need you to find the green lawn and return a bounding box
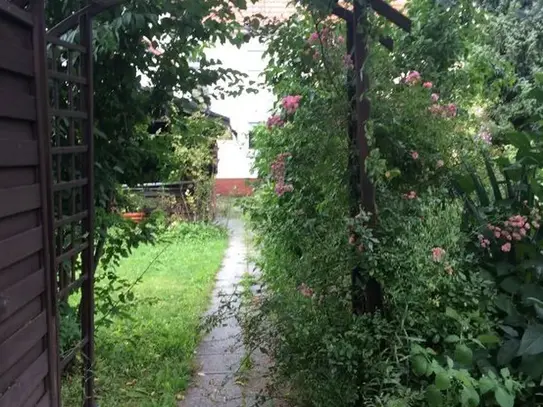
[62,222,228,407]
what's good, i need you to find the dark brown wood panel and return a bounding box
[0,297,41,344]
[0,117,34,140]
[0,92,37,121]
[0,184,41,218]
[21,382,46,407]
[0,351,48,407]
[0,311,47,375]
[0,255,39,291]
[0,226,42,270]
[0,69,32,93]
[0,2,34,27]
[0,210,38,241]
[35,393,51,407]
[0,342,42,395]
[0,167,36,188]
[0,2,59,406]
[0,269,45,323]
[0,40,33,76]
[0,140,39,167]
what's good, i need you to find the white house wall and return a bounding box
[206,38,275,179]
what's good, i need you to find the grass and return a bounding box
[62,222,229,407]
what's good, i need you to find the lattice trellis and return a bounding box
[46,10,95,406]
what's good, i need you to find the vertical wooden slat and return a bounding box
[79,7,95,406]
[32,1,61,405]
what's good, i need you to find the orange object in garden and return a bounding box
[122,212,146,223]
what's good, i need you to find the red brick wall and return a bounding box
[214,178,258,196]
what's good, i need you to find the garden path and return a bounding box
[179,217,283,407]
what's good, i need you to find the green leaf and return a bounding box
[460,386,480,407]
[444,334,460,343]
[477,334,501,345]
[494,387,514,407]
[500,277,522,294]
[468,168,490,207]
[479,376,496,394]
[520,284,543,306]
[435,372,451,390]
[497,339,520,366]
[411,354,429,377]
[446,307,461,321]
[455,344,473,366]
[484,156,503,202]
[517,324,543,356]
[425,385,443,407]
[505,131,531,151]
[499,325,518,338]
[519,352,543,379]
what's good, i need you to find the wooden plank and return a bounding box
[45,35,86,53]
[60,337,88,371]
[0,312,46,375]
[0,139,38,167]
[0,342,41,394]
[52,178,88,192]
[0,351,48,407]
[49,109,88,120]
[0,184,40,219]
[20,381,45,407]
[48,71,87,85]
[54,210,88,229]
[55,241,89,265]
[57,274,87,300]
[370,0,411,32]
[51,145,88,155]
[0,167,35,189]
[0,269,44,323]
[0,210,38,250]
[0,1,34,27]
[35,393,51,407]
[0,40,33,76]
[0,298,40,344]
[0,92,36,121]
[0,227,42,270]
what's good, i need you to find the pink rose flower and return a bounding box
[298,283,314,298]
[411,151,419,160]
[423,82,433,89]
[405,70,421,84]
[446,103,457,117]
[501,242,512,253]
[308,32,319,43]
[432,247,446,263]
[267,115,284,129]
[282,95,302,114]
[431,93,439,103]
[403,191,417,200]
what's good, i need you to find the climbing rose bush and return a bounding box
[242,8,500,407]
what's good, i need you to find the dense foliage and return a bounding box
[242,1,543,406]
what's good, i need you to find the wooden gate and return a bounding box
[0,1,60,406]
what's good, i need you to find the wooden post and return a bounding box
[349,0,382,315]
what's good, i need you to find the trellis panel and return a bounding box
[46,5,96,405]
